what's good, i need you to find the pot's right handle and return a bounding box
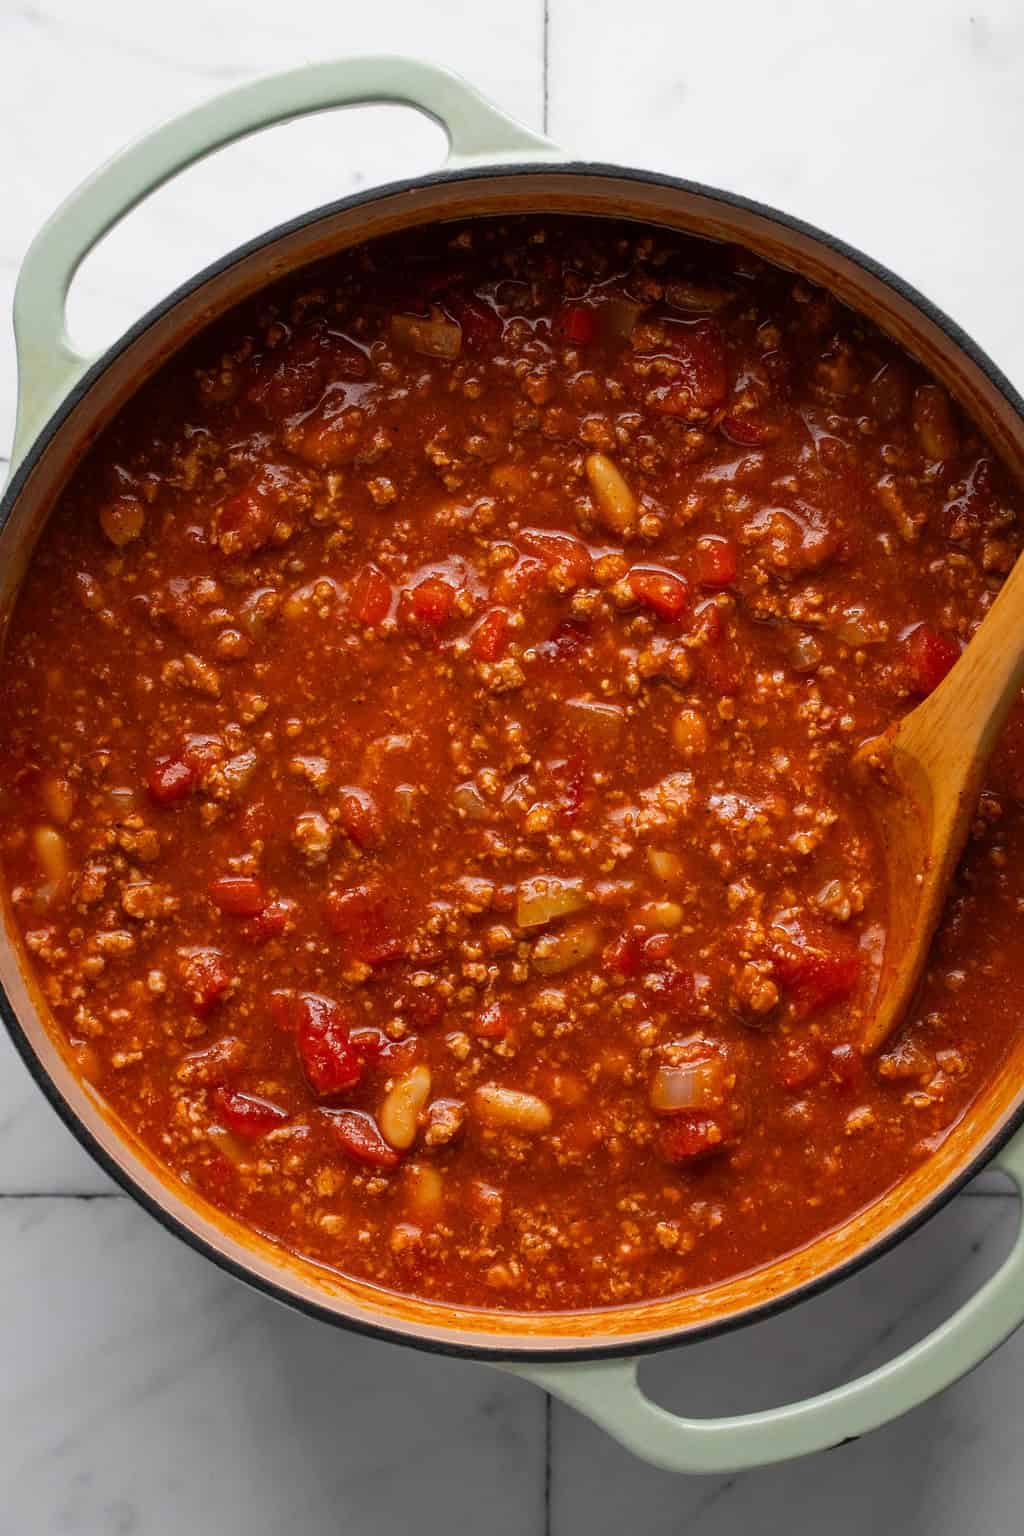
[10,54,558,475]
[508,1130,1024,1474]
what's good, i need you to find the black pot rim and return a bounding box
[3,156,1023,1367]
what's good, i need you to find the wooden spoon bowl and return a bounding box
[858,549,1024,1053]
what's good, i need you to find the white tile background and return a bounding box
[2,2,1024,1529]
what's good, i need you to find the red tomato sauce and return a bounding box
[1,216,1022,1311]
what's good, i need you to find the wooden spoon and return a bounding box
[858,551,1024,1054]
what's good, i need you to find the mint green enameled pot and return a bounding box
[5,56,1024,1475]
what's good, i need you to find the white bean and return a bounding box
[517,875,589,929]
[634,900,684,931]
[473,1084,552,1134]
[672,708,708,757]
[585,452,637,535]
[404,1162,444,1222]
[41,777,73,826]
[33,825,68,885]
[648,848,684,883]
[380,1065,432,1150]
[99,497,145,547]
[390,308,463,360]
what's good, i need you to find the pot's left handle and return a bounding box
[507,1130,1024,1474]
[9,54,558,475]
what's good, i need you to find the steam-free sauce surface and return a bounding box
[2,217,1023,1310]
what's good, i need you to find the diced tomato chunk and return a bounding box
[643,319,728,419]
[293,993,363,1098]
[348,1025,420,1075]
[247,324,366,419]
[693,602,740,694]
[326,1108,402,1170]
[691,599,722,644]
[658,1110,726,1164]
[473,1000,514,1039]
[215,486,274,558]
[535,617,590,663]
[337,787,383,850]
[470,608,510,662]
[181,734,222,776]
[391,982,444,1033]
[553,751,588,824]
[324,884,405,966]
[348,1025,388,1065]
[775,1040,825,1089]
[242,897,295,946]
[643,932,673,965]
[350,564,392,626]
[447,293,501,352]
[772,937,860,1017]
[521,528,593,589]
[212,1087,289,1138]
[147,756,197,806]
[695,536,738,589]
[180,947,233,1016]
[405,575,456,629]
[720,410,780,446]
[604,926,646,978]
[904,624,960,696]
[628,567,689,621]
[208,875,268,917]
[557,305,596,345]
[492,556,547,606]
[646,968,706,1024]
[382,1036,423,1073]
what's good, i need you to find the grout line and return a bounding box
[542,0,550,135]
[543,1391,552,1536]
[0,1190,126,1201]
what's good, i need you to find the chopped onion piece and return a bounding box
[517,875,589,928]
[531,921,600,974]
[108,785,141,813]
[565,697,624,743]
[207,1124,247,1167]
[634,900,684,931]
[393,783,417,819]
[390,307,462,360]
[650,1057,725,1112]
[833,606,886,646]
[648,848,684,884]
[453,781,489,821]
[601,297,647,341]
[789,633,822,673]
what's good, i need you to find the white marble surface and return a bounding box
[2,2,1024,1530]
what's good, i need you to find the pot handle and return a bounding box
[506,1129,1024,1474]
[9,55,557,472]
